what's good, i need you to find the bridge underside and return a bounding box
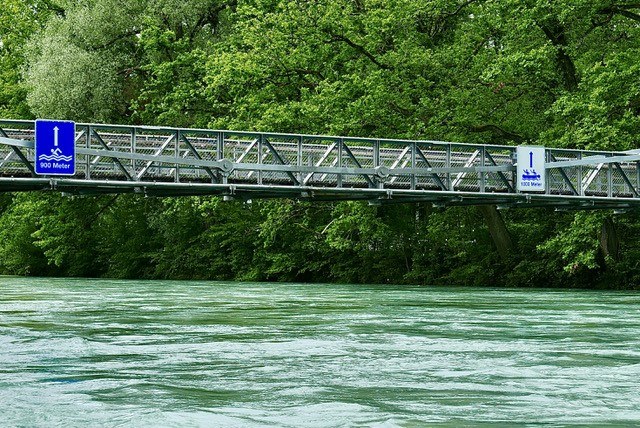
[1,119,639,211]
[1,177,637,211]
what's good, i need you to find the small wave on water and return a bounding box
[38,154,73,161]
[1,279,640,426]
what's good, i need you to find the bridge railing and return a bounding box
[0,119,639,207]
[0,119,517,192]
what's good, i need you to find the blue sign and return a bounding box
[35,119,76,175]
[516,146,546,192]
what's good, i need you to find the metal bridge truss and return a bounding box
[1,119,639,210]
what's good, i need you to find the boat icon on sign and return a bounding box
[522,169,541,181]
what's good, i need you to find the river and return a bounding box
[1,278,639,426]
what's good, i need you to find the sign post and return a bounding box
[516,146,545,192]
[35,119,76,176]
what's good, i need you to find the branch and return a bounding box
[291,68,325,80]
[469,124,525,143]
[443,0,478,19]
[90,28,140,51]
[598,4,640,22]
[416,0,477,37]
[536,17,579,92]
[325,31,392,70]
[40,0,66,17]
[617,8,640,21]
[580,14,613,44]
[116,66,147,78]
[189,1,238,41]
[84,195,120,228]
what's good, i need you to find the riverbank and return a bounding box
[2,194,639,290]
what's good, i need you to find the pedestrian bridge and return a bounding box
[0,119,639,210]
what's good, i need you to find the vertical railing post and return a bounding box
[479,146,486,193]
[337,138,343,188]
[373,140,380,168]
[174,128,179,183]
[545,150,551,195]
[177,130,182,181]
[374,140,381,189]
[297,135,303,186]
[607,155,613,198]
[410,142,416,190]
[131,126,136,179]
[217,131,224,161]
[258,134,263,185]
[636,161,640,198]
[85,125,90,180]
[218,132,226,184]
[446,144,452,190]
[577,152,583,196]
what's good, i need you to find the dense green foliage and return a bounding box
[2,0,640,287]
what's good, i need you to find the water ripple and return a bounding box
[1,278,640,426]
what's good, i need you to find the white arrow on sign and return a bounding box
[53,126,59,147]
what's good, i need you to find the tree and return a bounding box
[0,0,60,118]
[8,0,640,287]
[24,0,236,124]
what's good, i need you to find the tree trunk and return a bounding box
[537,16,579,92]
[477,205,514,261]
[599,217,620,262]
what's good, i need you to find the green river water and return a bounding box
[1,277,640,426]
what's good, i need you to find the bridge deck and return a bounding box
[0,119,639,209]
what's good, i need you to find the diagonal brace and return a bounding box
[451,150,480,189]
[179,134,218,182]
[92,129,133,181]
[484,150,514,192]
[304,142,336,185]
[137,134,176,179]
[415,146,448,190]
[0,128,36,176]
[387,146,411,185]
[236,138,258,163]
[613,162,639,197]
[548,153,578,195]
[11,147,36,176]
[582,163,604,191]
[341,141,375,187]
[263,137,300,185]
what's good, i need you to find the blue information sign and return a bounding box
[35,119,76,175]
[516,146,546,192]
